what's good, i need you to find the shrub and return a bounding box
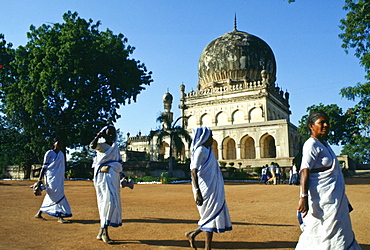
[253,167,262,174]
[219,161,227,167]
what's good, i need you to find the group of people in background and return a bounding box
[259,162,298,185]
[32,110,361,249]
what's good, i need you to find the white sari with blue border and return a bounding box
[40,150,72,218]
[92,142,123,228]
[191,145,232,233]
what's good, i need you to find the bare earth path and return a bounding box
[0,178,369,250]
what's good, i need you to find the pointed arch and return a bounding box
[249,107,263,122]
[232,109,244,124]
[212,139,219,160]
[174,141,186,161]
[216,111,228,126]
[240,135,256,159]
[187,115,197,128]
[260,134,276,158]
[223,137,236,160]
[200,113,212,127]
[159,141,170,161]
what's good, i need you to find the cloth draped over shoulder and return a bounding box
[190,127,232,233]
[92,140,123,228]
[40,150,72,218]
[296,138,360,250]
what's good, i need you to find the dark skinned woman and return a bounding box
[296,111,360,249]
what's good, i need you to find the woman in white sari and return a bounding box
[90,125,123,244]
[186,127,232,250]
[296,111,360,249]
[35,137,72,223]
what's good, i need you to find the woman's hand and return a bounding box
[297,168,310,218]
[196,190,203,206]
[297,197,309,218]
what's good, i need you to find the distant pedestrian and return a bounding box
[275,163,281,184]
[289,163,299,185]
[268,162,276,185]
[259,165,268,184]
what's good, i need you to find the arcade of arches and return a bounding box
[158,133,281,162]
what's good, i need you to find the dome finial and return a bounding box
[234,13,237,31]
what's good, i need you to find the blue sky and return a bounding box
[1,1,365,154]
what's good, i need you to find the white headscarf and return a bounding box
[190,127,211,154]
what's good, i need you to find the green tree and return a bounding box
[339,0,370,80]
[290,0,369,163]
[297,103,357,145]
[338,0,370,164]
[339,87,370,163]
[0,11,152,176]
[298,103,368,164]
[148,114,191,176]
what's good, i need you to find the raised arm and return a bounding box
[89,132,102,149]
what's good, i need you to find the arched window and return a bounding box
[200,113,212,127]
[174,142,186,161]
[159,141,170,161]
[212,140,218,160]
[223,137,236,160]
[232,110,244,124]
[241,136,256,159]
[187,115,197,128]
[249,107,263,122]
[216,112,228,126]
[261,134,276,158]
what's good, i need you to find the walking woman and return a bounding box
[90,125,123,244]
[296,111,360,249]
[186,127,232,250]
[35,137,72,223]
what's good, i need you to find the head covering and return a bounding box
[99,125,117,142]
[191,127,211,154]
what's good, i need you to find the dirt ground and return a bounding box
[0,178,369,250]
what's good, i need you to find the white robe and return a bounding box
[296,138,360,250]
[92,142,123,228]
[190,145,232,233]
[40,150,72,218]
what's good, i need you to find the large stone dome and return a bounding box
[198,29,276,89]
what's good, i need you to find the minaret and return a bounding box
[162,90,173,129]
[179,83,187,128]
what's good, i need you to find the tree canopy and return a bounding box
[338,0,370,164]
[295,0,370,164]
[0,11,152,168]
[297,104,357,145]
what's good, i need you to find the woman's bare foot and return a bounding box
[96,228,103,240]
[102,234,113,244]
[58,217,68,223]
[101,227,113,244]
[34,212,45,220]
[185,231,197,249]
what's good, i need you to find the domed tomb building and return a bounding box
[179,27,300,167]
